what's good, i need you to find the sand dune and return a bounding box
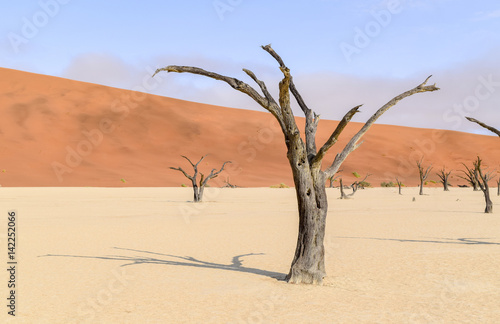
[0,187,499,323]
[0,67,499,188]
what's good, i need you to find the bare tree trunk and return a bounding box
[417,158,432,196]
[339,178,347,199]
[395,177,403,195]
[287,164,327,284]
[484,188,493,213]
[193,183,200,202]
[474,156,494,213]
[497,179,500,196]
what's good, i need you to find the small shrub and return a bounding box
[181,184,187,187]
[381,181,396,187]
[358,181,371,188]
[352,171,361,178]
[270,183,290,188]
[120,178,126,183]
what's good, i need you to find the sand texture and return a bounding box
[1,67,500,188]
[1,187,499,323]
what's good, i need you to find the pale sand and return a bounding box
[1,187,499,323]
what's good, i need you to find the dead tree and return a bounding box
[466,117,500,137]
[458,163,480,191]
[222,177,240,188]
[436,167,452,191]
[347,173,371,197]
[339,178,348,199]
[395,177,403,195]
[473,157,494,213]
[497,178,500,196]
[328,169,342,188]
[416,158,433,195]
[171,155,230,202]
[153,44,439,284]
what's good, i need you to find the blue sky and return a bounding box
[1,0,500,134]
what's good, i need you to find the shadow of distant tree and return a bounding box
[336,237,500,245]
[41,247,286,280]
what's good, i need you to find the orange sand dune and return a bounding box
[0,67,499,187]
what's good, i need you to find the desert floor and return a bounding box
[1,187,499,323]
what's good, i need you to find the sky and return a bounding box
[1,0,499,135]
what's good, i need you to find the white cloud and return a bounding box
[58,50,500,135]
[472,9,500,21]
[61,53,137,88]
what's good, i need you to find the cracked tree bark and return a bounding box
[170,155,230,202]
[153,45,439,284]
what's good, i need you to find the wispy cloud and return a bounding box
[472,9,500,21]
[58,49,500,136]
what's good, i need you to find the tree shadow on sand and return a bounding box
[40,247,286,280]
[336,237,500,245]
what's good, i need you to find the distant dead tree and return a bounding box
[154,44,439,284]
[347,173,371,197]
[497,178,500,196]
[328,169,342,188]
[473,157,495,213]
[222,177,240,188]
[171,155,230,202]
[436,167,452,191]
[466,117,500,137]
[339,178,348,199]
[395,177,403,195]
[416,158,433,195]
[458,163,480,191]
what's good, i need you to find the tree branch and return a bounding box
[170,166,194,182]
[311,105,361,170]
[201,161,232,187]
[466,117,500,137]
[181,155,206,168]
[242,68,277,107]
[278,67,300,141]
[262,44,318,160]
[153,65,283,122]
[325,76,439,178]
